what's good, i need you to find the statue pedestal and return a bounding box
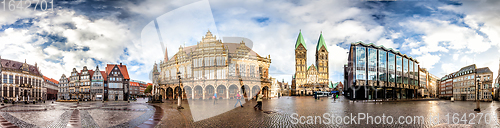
[147,95,163,103]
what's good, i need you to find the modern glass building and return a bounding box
[344,42,420,100]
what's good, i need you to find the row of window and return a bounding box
[2,87,42,97]
[2,74,42,87]
[109,83,123,88]
[193,57,227,67]
[355,46,419,86]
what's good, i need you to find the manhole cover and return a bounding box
[263,111,276,114]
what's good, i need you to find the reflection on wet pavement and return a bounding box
[187,99,247,122]
[0,98,159,128]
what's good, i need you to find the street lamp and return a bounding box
[475,75,481,111]
[177,71,184,109]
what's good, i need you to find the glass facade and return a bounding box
[409,60,414,85]
[396,55,402,84]
[368,48,377,81]
[351,44,419,88]
[414,62,418,86]
[403,58,408,84]
[388,53,395,82]
[356,46,366,80]
[378,50,387,81]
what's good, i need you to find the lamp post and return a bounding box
[474,75,481,111]
[177,71,184,109]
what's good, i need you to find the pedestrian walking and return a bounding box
[234,91,243,107]
[213,92,217,104]
[254,92,263,111]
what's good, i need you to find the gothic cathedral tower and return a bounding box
[295,31,307,87]
[315,32,329,84]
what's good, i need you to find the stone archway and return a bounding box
[241,85,250,99]
[166,87,173,100]
[229,85,238,99]
[194,85,203,100]
[216,85,226,99]
[184,86,192,99]
[252,85,261,98]
[262,86,269,99]
[205,85,215,100]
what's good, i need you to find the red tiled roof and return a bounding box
[100,71,107,80]
[130,81,140,87]
[106,64,130,79]
[43,76,59,84]
[88,70,94,78]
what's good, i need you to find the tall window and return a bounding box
[186,65,192,78]
[388,53,395,82]
[229,63,236,76]
[367,48,377,81]
[15,76,19,84]
[180,67,185,78]
[355,46,366,80]
[2,75,6,84]
[414,62,418,85]
[396,55,402,84]
[8,75,13,84]
[239,64,246,77]
[403,58,408,84]
[249,65,255,77]
[378,50,387,81]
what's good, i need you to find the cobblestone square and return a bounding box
[1,97,500,127]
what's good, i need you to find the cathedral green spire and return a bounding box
[316,32,328,52]
[295,30,306,49]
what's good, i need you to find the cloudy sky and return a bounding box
[1,0,499,84]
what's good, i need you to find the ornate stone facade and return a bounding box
[0,58,44,102]
[153,31,271,100]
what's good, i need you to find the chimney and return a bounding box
[120,63,122,67]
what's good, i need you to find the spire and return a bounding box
[316,32,328,52]
[295,30,306,49]
[164,47,169,62]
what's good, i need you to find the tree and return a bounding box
[145,85,153,93]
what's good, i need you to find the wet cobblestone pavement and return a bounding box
[0,99,158,128]
[154,96,500,127]
[3,97,500,127]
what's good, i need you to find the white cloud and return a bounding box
[416,54,440,70]
[453,54,459,60]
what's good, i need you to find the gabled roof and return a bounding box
[100,71,107,80]
[88,70,94,78]
[307,64,317,71]
[316,33,328,52]
[295,31,306,49]
[106,64,130,79]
